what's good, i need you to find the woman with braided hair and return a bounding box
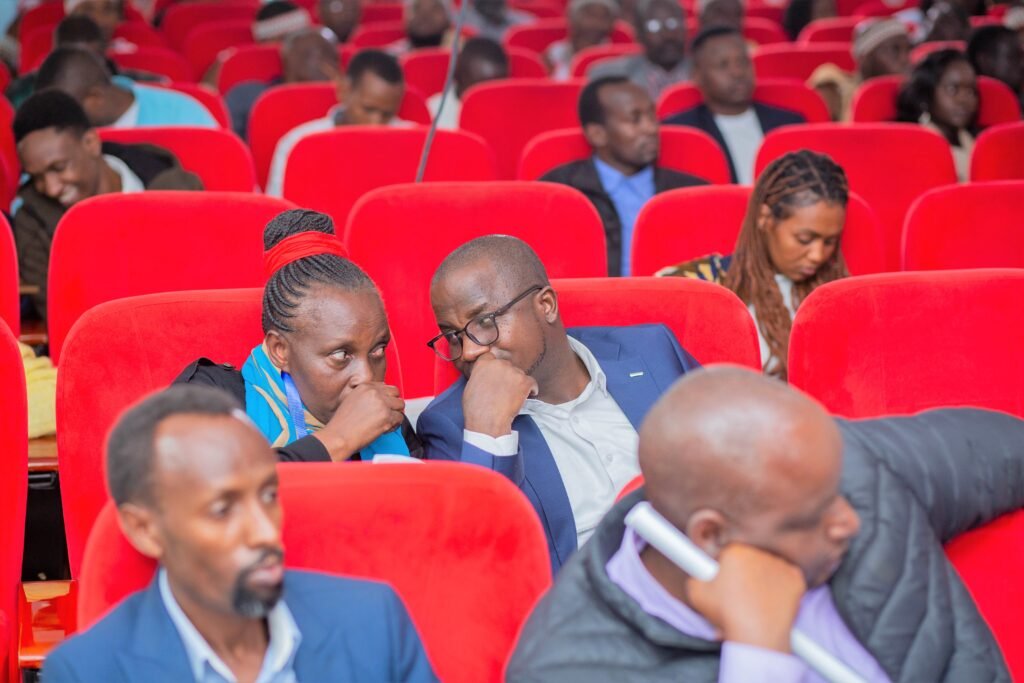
[657,150,850,379]
[176,208,423,461]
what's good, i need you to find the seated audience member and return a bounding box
[507,367,1023,681]
[226,28,339,139]
[922,0,971,42]
[968,25,1024,110]
[463,0,535,41]
[252,1,314,43]
[389,0,456,53]
[65,0,124,43]
[177,209,421,462]
[663,27,806,184]
[541,76,708,276]
[697,0,743,31]
[808,18,911,121]
[1006,6,1024,47]
[589,0,690,100]
[266,49,408,196]
[656,150,848,379]
[35,46,218,128]
[417,236,700,571]
[897,49,978,181]
[12,90,202,320]
[428,37,509,130]
[545,0,618,81]
[41,384,438,683]
[782,0,837,41]
[320,0,363,43]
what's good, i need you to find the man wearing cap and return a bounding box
[545,0,619,80]
[808,18,912,121]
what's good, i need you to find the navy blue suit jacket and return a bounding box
[42,570,438,683]
[663,102,807,182]
[417,325,700,572]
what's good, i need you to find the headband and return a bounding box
[264,232,348,280]
[253,8,313,42]
[853,18,908,60]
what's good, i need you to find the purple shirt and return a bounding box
[606,528,892,683]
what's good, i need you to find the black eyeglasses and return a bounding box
[427,285,544,361]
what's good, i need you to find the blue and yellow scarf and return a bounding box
[240,344,409,459]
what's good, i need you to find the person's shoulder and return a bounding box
[284,569,402,618]
[654,253,731,281]
[539,158,593,185]
[588,54,640,79]
[421,377,467,419]
[172,358,246,401]
[45,589,150,674]
[569,323,676,348]
[280,115,335,148]
[654,165,709,189]
[754,101,807,126]
[662,103,703,125]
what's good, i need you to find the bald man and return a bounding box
[508,367,1023,681]
[418,236,700,572]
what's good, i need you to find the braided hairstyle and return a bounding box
[722,150,849,380]
[262,209,377,334]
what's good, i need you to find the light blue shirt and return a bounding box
[158,569,302,683]
[112,76,218,128]
[592,156,655,277]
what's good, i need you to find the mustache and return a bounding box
[241,547,284,575]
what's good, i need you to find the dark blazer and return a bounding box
[42,569,439,683]
[663,103,807,182]
[540,159,708,276]
[417,325,700,573]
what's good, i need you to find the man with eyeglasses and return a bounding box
[417,236,700,572]
[589,0,691,100]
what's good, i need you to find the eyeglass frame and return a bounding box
[426,285,545,361]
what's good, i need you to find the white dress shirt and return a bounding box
[464,337,640,546]
[713,107,763,185]
[427,92,460,131]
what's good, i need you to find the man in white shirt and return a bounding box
[417,235,700,571]
[266,49,408,196]
[663,26,805,183]
[427,37,509,131]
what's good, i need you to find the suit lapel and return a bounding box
[697,104,739,183]
[581,335,661,430]
[116,579,195,682]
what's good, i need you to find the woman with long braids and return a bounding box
[657,150,850,379]
[176,208,423,461]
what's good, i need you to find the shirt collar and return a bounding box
[521,336,608,416]
[103,154,145,194]
[592,156,655,195]
[158,569,302,683]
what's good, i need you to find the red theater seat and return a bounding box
[742,17,789,44]
[56,289,403,580]
[109,46,194,83]
[517,126,731,184]
[798,16,863,43]
[504,19,635,53]
[971,122,1024,181]
[0,99,15,213]
[248,83,431,188]
[344,182,607,397]
[789,269,1024,418]
[0,321,27,683]
[46,192,295,364]
[753,43,856,80]
[401,48,548,98]
[657,80,831,123]
[113,21,169,50]
[161,1,257,51]
[630,185,886,276]
[755,123,958,270]
[78,462,550,683]
[0,215,18,337]
[359,2,405,23]
[350,22,408,48]
[217,43,282,93]
[281,127,497,227]
[98,127,257,191]
[901,182,1024,271]
[910,40,965,63]
[851,75,1022,128]
[569,44,643,78]
[182,20,256,79]
[460,79,585,178]
[434,277,762,392]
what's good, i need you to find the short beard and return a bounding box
[524,334,548,377]
[231,549,285,618]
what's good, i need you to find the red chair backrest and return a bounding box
[57,288,404,580]
[851,75,1022,128]
[360,2,405,23]
[742,17,789,44]
[569,43,643,78]
[755,123,958,270]
[97,126,257,191]
[113,21,170,49]
[400,47,550,98]
[503,18,634,53]
[161,0,257,50]
[281,126,497,227]
[78,461,550,683]
[0,216,17,338]
[434,277,762,392]
[901,181,1024,271]
[248,83,430,188]
[182,19,256,79]
[630,185,886,276]
[753,42,855,80]
[0,321,27,683]
[0,100,15,213]
[971,122,1024,181]
[798,16,863,43]
[910,40,965,63]
[349,21,408,48]
[217,43,282,94]
[657,79,831,122]
[517,126,731,184]
[47,192,295,364]
[789,269,1024,417]
[460,79,585,178]
[19,25,57,74]
[344,181,607,397]
[109,46,194,82]
[148,82,232,128]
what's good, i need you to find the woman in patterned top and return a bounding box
[657,150,850,379]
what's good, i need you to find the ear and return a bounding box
[583,121,608,150]
[756,203,772,231]
[81,128,102,158]
[265,330,291,374]
[117,503,165,561]
[537,286,559,324]
[683,508,731,560]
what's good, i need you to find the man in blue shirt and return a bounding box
[541,75,707,276]
[36,46,218,129]
[42,385,437,682]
